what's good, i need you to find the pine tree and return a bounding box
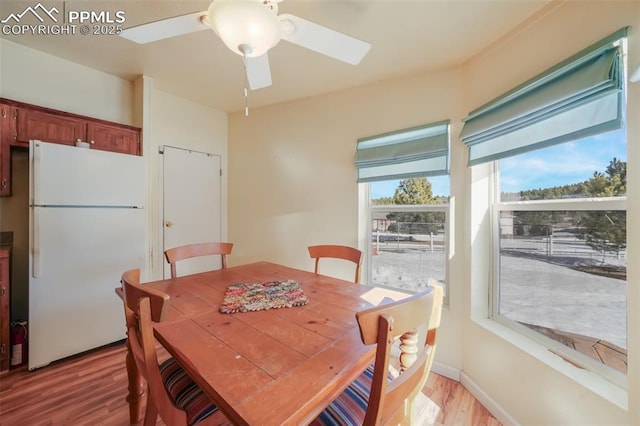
[385,178,445,234]
[579,158,626,258]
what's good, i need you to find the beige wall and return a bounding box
[146,87,228,279]
[464,1,639,424]
[0,39,134,124]
[229,67,466,375]
[626,12,640,426]
[228,1,639,424]
[2,1,638,423]
[0,40,229,319]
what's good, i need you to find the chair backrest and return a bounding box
[121,269,189,425]
[356,283,444,425]
[121,269,169,323]
[164,242,234,278]
[307,244,363,283]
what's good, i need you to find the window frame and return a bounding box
[363,184,451,304]
[490,161,627,388]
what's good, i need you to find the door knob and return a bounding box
[165,221,173,228]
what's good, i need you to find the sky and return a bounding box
[370,129,626,199]
[499,129,626,193]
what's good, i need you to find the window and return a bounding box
[355,120,450,297]
[496,131,627,378]
[461,28,628,384]
[368,176,449,294]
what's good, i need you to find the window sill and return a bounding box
[472,317,628,410]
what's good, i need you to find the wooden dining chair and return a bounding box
[311,283,444,426]
[164,242,234,278]
[121,269,229,426]
[308,244,363,283]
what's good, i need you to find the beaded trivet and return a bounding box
[219,280,308,314]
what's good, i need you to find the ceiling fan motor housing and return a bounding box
[208,0,282,57]
[262,0,280,13]
[119,0,371,92]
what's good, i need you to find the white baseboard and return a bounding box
[428,363,518,426]
[460,370,520,426]
[431,361,461,381]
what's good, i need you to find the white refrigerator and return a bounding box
[28,140,146,370]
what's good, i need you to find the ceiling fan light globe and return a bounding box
[207,0,281,57]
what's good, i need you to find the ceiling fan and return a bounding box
[120,0,372,91]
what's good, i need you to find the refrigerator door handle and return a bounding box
[32,207,40,277]
[32,140,41,205]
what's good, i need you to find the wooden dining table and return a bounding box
[119,261,406,425]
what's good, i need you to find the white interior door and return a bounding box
[162,146,221,278]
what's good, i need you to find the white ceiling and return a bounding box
[0,0,552,113]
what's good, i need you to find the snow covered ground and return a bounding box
[370,236,627,349]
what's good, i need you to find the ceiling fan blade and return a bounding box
[245,54,272,90]
[120,11,209,44]
[278,13,371,65]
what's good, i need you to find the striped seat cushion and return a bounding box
[310,365,377,426]
[159,357,220,425]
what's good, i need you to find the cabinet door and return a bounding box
[0,104,13,196]
[87,122,140,155]
[0,252,9,372]
[16,109,86,146]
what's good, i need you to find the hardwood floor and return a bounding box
[423,371,502,426]
[0,341,500,425]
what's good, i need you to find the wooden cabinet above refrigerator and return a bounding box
[15,108,86,148]
[0,98,141,197]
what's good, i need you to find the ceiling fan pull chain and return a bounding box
[242,53,250,117]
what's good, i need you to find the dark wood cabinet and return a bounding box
[16,108,85,147]
[0,249,9,372]
[0,98,141,197]
[87,122,140,155]
[0,104,13,196]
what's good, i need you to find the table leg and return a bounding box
[125,338,145,424]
